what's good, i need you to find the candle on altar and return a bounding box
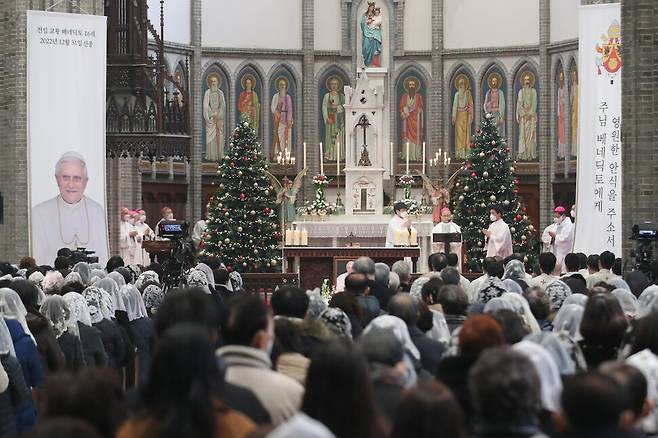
[285,229,293,246]
[390,142,394,175]
[336,141,340,176]
[422,142,426,174]
[319,142,324,175]
[410,229,418,247]
[300,229,309,246]
[303,142,307,169]
[293,229,301,246]
[406,142,410,174]
[394,229,402,246]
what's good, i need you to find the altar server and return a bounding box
[483,204,513,258]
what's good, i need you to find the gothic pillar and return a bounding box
[538,0,553,231]
[621,0,658,262]
[302,0,317,197]
[430,0,444,181]
[187,0,202,223]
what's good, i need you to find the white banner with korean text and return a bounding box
[573,3,622,256]
[27,11,108,265]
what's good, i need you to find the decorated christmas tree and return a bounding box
[452,113,538,272]
[200,122,282,273]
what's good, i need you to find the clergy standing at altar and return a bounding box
[548,206,574,273]
[483,205,513,258]
[386,202,416,247]
[432,207,462,270]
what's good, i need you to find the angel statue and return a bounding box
[265,167,308,230]
[418,164,466,224]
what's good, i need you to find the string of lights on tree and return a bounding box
[452,113,539,272]
[199,122,282,273]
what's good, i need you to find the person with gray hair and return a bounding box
[358,327,409,422]
[389,271,401,293]
[392,260,412,292]
[32,151,108,265]
[388,293,446,373]
[352,257,376,279]
[371,263,395,309]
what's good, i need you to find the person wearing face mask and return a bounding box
[133,209,153,265]
[548,206,574,274]
[483,204,513,258]
[386,202,416,248]
[154,206,175,239]
[119,207,137,265]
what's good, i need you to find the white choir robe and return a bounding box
[192,220,207,249]
[119,221,136,265]
[553,218,574,274]
[133,222,153,265]
[32,195,108,265]
[431,221,463,271]
[485,218,513,258]
[385,215,416,248]
[542,223,557,253]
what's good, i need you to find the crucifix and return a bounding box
[356,114,372,166]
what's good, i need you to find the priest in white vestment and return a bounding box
[484,205,513,258]
[548,206,574,274]
[542,222,557,253]
[119,208,136,265]
[32,151,108,265]
[154,207,175,238]
[192,211,209,251]
[386,202,416,247]
[133,209,153,265]
[431,208,463,270]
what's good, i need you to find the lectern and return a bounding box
[432,232,462,255]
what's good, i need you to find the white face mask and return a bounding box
[553,217,560,223]
[490,214,497,222]
[571,210,576,218]
[123,215,131,222]
[140,215,146,222]
[399,211,408,219]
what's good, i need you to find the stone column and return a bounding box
[187,0,202,223]
[621,0,658,262]
[538,0,553,231]
[302,0,316,197]
[430,0,444,181]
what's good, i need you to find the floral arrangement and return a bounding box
[320,278,333,304]
[302,174,335,216]
[312,174,330,186]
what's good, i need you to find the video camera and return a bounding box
[631,223,658,241]
[158,221,189,239]
[70,248,99,264]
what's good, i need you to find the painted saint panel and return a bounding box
[570,64,578,158]
[202,66,229,161]
[319,70,349,162]
[556,65,568,160]
[450,70,475,160]
[481,67,507,137]
[235,66,263,140]
[269,68,296,161]
[514,66,539,161]
[396,71,426,162]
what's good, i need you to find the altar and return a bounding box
[283,246,421,291]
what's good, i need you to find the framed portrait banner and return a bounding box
[27,11,109,264]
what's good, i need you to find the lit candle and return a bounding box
[303,142,307,169]
[336,141,340,176]
[406,142,410,174]
[319,142,324,175]
[410,229,418,246]
[422,142,426,174]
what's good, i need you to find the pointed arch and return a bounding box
[267,63,299,162]
[235,62,266,143]
[317,64,352,163]
[394,63,430,165]
[480,60,509,138]
[201,62,231,162]
[512,60,540,161]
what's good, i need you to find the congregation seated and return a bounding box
[0,248,654,438]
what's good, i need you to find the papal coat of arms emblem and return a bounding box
[595,19,622,82]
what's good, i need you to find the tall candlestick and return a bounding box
[406,142,410,174]
[336,141,340,176]
[390,142,394,175]
[422,142,426,174]
[319,142,324,175]
[303,142,307,169]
